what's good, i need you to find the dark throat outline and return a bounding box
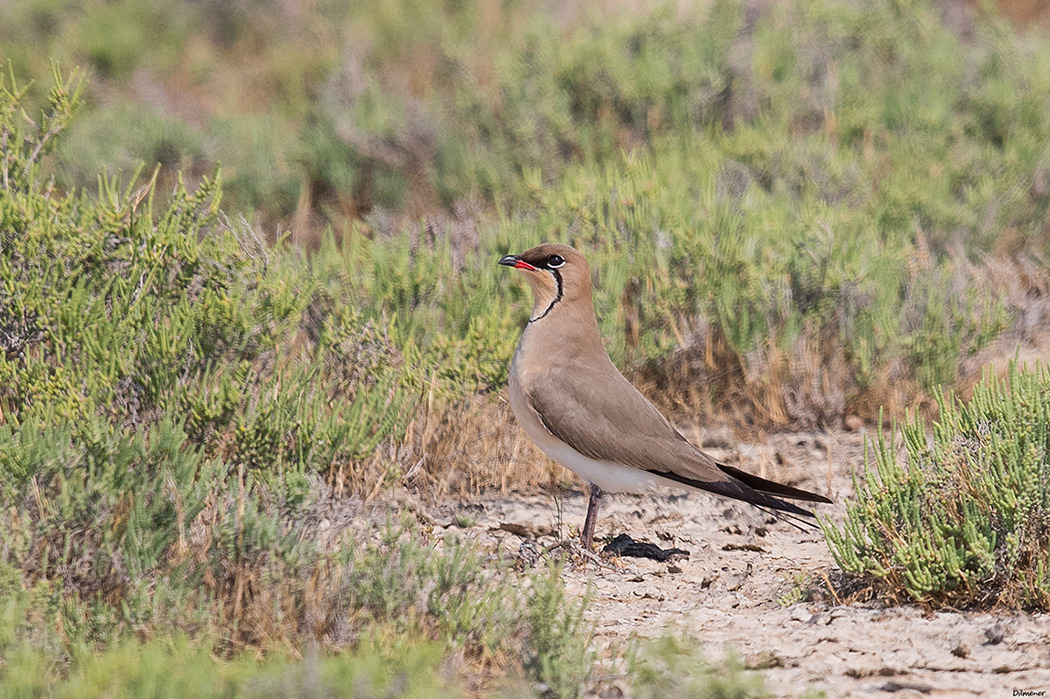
[528,269,563,324]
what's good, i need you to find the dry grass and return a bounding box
[405,396,564,498]
[630,253,1050,436]
[957,254,1050,399]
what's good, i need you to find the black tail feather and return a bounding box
[749,502,822,532]
[716,463,832,504]
[648,468,820,519]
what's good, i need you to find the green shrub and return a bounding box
[0,55,597,659]
[341,520,517,652]
[0,65,415,471]
[824,362,1050,609]
[0,62,473,664]
[629,636,768,699]
[0,633,461,698]
[521,563,594,698]
[6,0,1050,252]
[54,102,208,189]
[0,510,600,696]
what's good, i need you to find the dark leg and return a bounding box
[580,484,602,550]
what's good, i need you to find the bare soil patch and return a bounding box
[416,430,1050,697]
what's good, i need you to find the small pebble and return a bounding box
[984,623,1005,645]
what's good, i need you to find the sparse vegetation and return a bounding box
[825,362,1050,609]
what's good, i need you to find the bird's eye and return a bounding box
[547,254,565,268]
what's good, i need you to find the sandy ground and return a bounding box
[419,430,1050,697]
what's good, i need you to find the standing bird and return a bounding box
[499,243,831,551]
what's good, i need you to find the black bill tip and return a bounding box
[499,254,537,271]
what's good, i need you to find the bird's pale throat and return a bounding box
[529,269,563,324]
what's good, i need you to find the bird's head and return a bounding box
[499,243,591,321]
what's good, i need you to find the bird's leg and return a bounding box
[580,484,602,550]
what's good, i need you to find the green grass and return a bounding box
[0,634,460,698]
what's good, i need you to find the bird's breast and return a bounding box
[507,350,546,447]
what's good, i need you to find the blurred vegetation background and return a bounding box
[2,0,1049,241]
[2,0,1050,693]
[4,0,1049,433]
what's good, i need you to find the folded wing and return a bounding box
[528,360,831,518]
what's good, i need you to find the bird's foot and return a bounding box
[602,534,690,562]
[546,538,620,570]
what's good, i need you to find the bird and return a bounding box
[499,243,831,552]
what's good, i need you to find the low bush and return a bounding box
[825,362,1050,609]
[0,64,415,476]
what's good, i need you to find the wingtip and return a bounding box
[716,463,832,505]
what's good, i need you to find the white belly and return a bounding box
[531,435,667,493]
